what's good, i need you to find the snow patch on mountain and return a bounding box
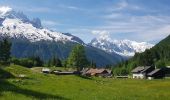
[0,6,12,17]
[89,37,154,57]
[0,6,84,44]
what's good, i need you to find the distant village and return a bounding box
[41,65,170,80]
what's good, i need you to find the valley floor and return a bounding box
[0,65,170,100]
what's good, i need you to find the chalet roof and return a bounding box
[141,66,152,73]
[42,68,50,72]
[86,68,110,75]
[131,66,144,73]
[81,68,89,73]
[131,66,152,73]
[81,68,89,75]
[86,68,105,73]
[148,69,161,76]
[167,66,170,68]
[107,70,112,74]
[56,72,74,74]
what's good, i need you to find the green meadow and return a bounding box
[0,65,170,100]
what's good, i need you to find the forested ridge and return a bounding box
[113,35,170,75]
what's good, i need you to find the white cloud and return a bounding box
[139,25,170,42]
[110,0,141,11]
[66,6,79,10]
[91,30,111,40]
[58,13,170,43]
[117,0,128,10]
[92,14,170,42]
[26,7,52,13]
[103,13,122,19]
[41,20,60,26]
[65,14,170,43]
[58,4,81,10]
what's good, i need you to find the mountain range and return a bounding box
[0,6,153,66]
[89,37,153,57]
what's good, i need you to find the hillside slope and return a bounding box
[10,40,123,66]
[113,35,170,75]
[1,65,170,100]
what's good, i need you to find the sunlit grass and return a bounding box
[0,65,170,100]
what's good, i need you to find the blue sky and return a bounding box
[0,0,170,43]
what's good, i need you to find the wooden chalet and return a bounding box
[131,66,154,79]
[84,68,112,77]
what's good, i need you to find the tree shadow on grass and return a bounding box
[0,67,15,79]
[75,75,93,80]
[0,68,69,100]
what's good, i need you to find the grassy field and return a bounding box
[0,65,170,100]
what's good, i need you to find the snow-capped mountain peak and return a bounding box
[0,6,84,44]
[0,6,12,17]
[89,37,154,57]
[0,6,29,21]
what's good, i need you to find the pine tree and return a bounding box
[143,49,154,66]
[51,56,57,67]
[55,58,62,67]
[67,45,89,71]
[0,38,12,65]
[49,56,62,67]
[32,56,43,67]
[47,59,52,67]
[62,60,67,68]
[90,60,96,68]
